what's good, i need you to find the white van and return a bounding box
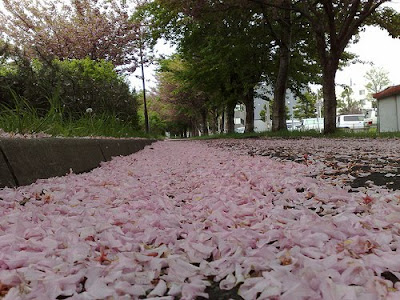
[364,109,378,128]
[300,118,324,132]
[336,114,364,130]
[286,119,301,131]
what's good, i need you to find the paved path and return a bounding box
[1,140,400,299]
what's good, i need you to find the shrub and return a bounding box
[0,55,139,127]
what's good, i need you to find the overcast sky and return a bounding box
[336,26,400,89]
[335,1,400,89]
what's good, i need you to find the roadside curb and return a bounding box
[0,138,156,188]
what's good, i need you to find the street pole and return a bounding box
[289,99,294,130]
[139,29,149,134]
[316,93,322,132]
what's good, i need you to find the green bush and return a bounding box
[53,58,138,124]
[0,55,138,127]
[0,90,151,137]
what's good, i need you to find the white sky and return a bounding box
[336,1,400,89]
[336,25,400,89]
[129,40,175,91]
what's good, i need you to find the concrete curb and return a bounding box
[0,138,156,188]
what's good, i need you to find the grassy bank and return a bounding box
[0,92,156,138]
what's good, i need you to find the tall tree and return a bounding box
[0,0,138,70]
[364,67,391,94]
[293,90,318,119]
[137,0,321,132]
[179,5,271,133]
[364,67,391,108]
[157,56,210,136]
[293,0,393,133]
[251,0,293,131]
[137,0,273,133]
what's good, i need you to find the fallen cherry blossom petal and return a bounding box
[0,139,400,299]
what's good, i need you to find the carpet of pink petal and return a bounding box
[1,139,400,299]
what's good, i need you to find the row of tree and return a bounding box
[1,0,399,135]
[291,67,391,119]
[135,0,400,134]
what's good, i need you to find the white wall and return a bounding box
[351,83,372,110]
[378,95,400,132]
[254,120,268,132]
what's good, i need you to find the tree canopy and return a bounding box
[0,0,138,71]
[156,56,210,136]
[3,0,400,135]
[135,0,324,133]
[365,67,391,95]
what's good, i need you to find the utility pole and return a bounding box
[139,27,149,134]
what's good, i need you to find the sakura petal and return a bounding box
[85,279,114,298]
[115,281,147,297]
[3,288,22,300]
[167,283,182,296]
[148,280,167,297]
[219,274,236,290]
[180,279,208,300]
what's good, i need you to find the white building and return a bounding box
[352,82,373,110]
[338,81,374,111]
[233,83,299,132]
[373,85,400,132]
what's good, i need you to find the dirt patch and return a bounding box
[198,281,243,300]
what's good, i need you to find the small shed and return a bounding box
[373,85,400,132]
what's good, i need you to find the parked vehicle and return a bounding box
[336,114,364,130]
[286,119,301,131]
[300,118,324,132]
[234,126,245,133]
[364,109,378,128]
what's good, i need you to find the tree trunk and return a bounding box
[211,109,218,134]
[191,119,199,137]
[220,110,225,133]
[226,101,236,134]
[322,61,339,134]
[244,87,255,133]
[201,109,209,136]
[272,44,290,131]
[272,2,291,132]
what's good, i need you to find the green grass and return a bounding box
[2,92,398,140]
[192,128,400,140]
[0,91,160,139]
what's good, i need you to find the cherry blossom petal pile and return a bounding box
[207,138,400,192]
[1,140,400,299]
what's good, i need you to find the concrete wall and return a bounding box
[0,138,156,188]
[378,95,400,132]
